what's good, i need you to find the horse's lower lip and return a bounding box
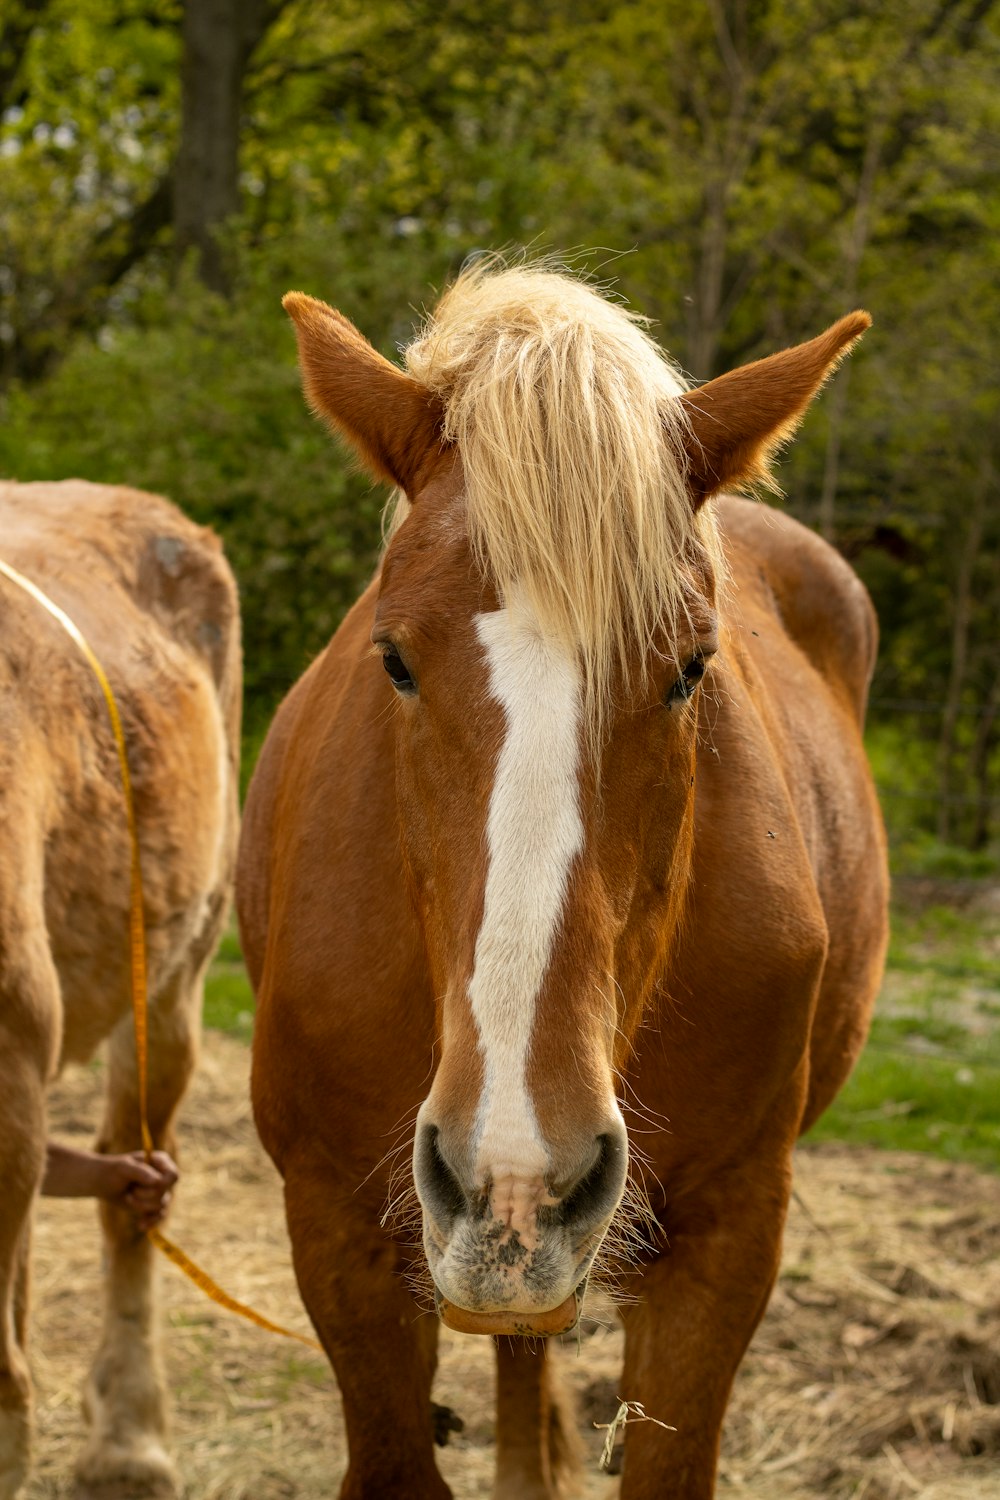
[434,1284,584,1338]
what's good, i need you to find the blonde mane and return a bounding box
[400,261,720,747]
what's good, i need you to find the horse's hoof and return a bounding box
[72,1439,179,1500]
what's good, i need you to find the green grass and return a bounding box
[805,1027,1000,1170]
[805,898,1000,1170]
[203,925,255,1040]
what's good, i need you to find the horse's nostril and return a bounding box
[556,1132,629,1240]
[414,1125,467,1230]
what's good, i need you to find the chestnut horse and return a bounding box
[0,481,240,1500]
[238,265,888,1499]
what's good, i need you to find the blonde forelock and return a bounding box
[399,259,721,751]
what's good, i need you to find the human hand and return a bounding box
[103,1150,179,1230]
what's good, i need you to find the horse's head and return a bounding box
[284,268,868,1336]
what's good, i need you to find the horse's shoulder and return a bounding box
[716,494,877,720]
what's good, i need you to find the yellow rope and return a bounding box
[0,557,321,1353]
[147,1228,321,1348]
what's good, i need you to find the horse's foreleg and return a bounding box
[494,1336,582,1500]
[284,1158,452,1500]
[74,971,202,1500]
[0,939,58,1500]
[617,1151,793,1500]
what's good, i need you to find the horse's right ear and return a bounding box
[283,293,445,494]
[679,313,871,506]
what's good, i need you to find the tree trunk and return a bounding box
[686,0,749,379]
[935,456,990,842]
[967,584,1000,852]
[815,364,851,543]
[968,683,999,852]
[0,0,50,114]
[173,0,280,294]
[816,119,883,541]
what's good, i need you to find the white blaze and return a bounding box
[470,600,584,1229]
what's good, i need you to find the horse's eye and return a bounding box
[667,656,705,707]
[382,648,417,694]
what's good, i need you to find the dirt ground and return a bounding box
[25,1031,1000,1500]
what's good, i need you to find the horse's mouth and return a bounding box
[434,1280,585,1338]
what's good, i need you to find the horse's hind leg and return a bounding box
[0,937,59,1500]
[494,1337,582,1499]
[74,965,203,1500]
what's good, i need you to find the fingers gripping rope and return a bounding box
[0,558,321,1354]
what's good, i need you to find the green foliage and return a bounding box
[0,242,444,735]
[1,0,998,840]
[0,0,180,377]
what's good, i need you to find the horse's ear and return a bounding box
[283,292,445,493]
[679,312,871,507]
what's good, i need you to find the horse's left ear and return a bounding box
[283,292,445,494]
[679,312,871,507]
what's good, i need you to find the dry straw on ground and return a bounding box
[25,1032,1000,1499]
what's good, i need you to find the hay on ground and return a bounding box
[24,1033,1000,1499]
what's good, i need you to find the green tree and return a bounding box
[0,0,996,843]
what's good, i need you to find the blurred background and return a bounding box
[0,0,997,872]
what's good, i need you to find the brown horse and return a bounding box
[0,480,240,1499]
[238,265,888,1499]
